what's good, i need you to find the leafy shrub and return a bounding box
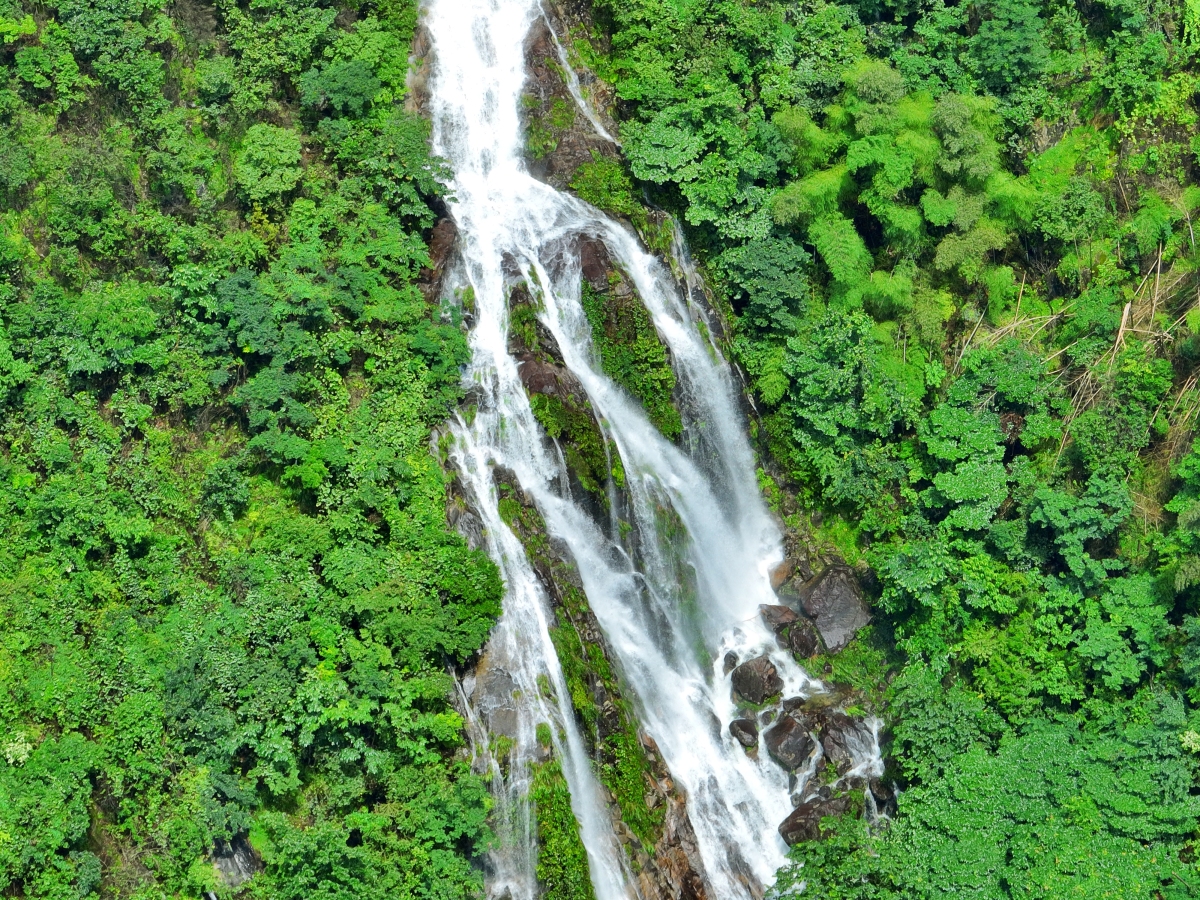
[234,123,304,203]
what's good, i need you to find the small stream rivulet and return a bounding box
[424,1,883,897]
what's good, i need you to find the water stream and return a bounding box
[424,2,875,896]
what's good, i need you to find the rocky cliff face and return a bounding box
[520,13,621,190]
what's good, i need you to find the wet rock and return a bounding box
[404,25,433,114]
[417,217,457,302]
[452,510,484,551]
[819,712,860,775]
[764,715,813,771]
[517,356,571,397]
[869,778,898,818]
[427,217,457,271]
[783,617,821,657]
[580,236,612,290]
[778,795,853,845]
[521,21,620,189]
[491,466,533,508]
[783,688,851,715]
[470,657,520,741]
[729,718,758,748]
[213,836,260,889]
[760,604,822,658]
[798,564,870,652]
[797,555,814,582]
[722,651,738,675]
[759,604,797,633]
[730,655,783,705]
[792,783,834,807]
[770,558,796,590]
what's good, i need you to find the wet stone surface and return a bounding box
[797,564,871,652]
[778,795,853,845]
[782,617,822,657]
[759,603,798,633]
[819,711,860,775]
[729,718,758,748]
[763,715,813,771]
[730,655,783,705]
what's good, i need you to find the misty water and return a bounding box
[424,1,879,896]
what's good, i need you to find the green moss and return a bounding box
[525,96,576,160]
[571,152,642,219]
[498,496,522,526]
[531,756,596,900]
[805,626,897,708]
[529,393,616,497]
[581,281,682,439]
[550,590,664,847]
[550,97,577,130]
[491,734,515,772]
[511,298,542,350]
[504,502,665,849]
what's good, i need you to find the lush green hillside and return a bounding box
[0,2,500,898]
[582,0,1200,894]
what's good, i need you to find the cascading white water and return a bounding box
[425,2,870,897]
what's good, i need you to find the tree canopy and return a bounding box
[0,1,500,897]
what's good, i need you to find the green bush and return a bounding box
[234,123,304,203]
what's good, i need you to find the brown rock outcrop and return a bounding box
[417,217,458,302]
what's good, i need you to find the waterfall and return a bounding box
[425,1,849,896]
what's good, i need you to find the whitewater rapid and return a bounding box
[424,1,831,896]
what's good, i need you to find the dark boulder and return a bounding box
[798,565,870,652]
[778,795,853,845]
[213,836,260,889]
[722,651,738,675]
[759,604,797,633]
[579,237,612,290]
[819,711,860,775]
[760,604,822,658]
[869,778,898,818]
[730,655,783,704]
[729,718,758,748]
[763,715,813,770]
[784,617,821,657]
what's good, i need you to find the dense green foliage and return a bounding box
[0,2,502,898]
[580,281,681,439]
[584,0,1200,893]
[529,753,594,900]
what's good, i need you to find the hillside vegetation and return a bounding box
[0,2,501,898]
[582,0,1200,894]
